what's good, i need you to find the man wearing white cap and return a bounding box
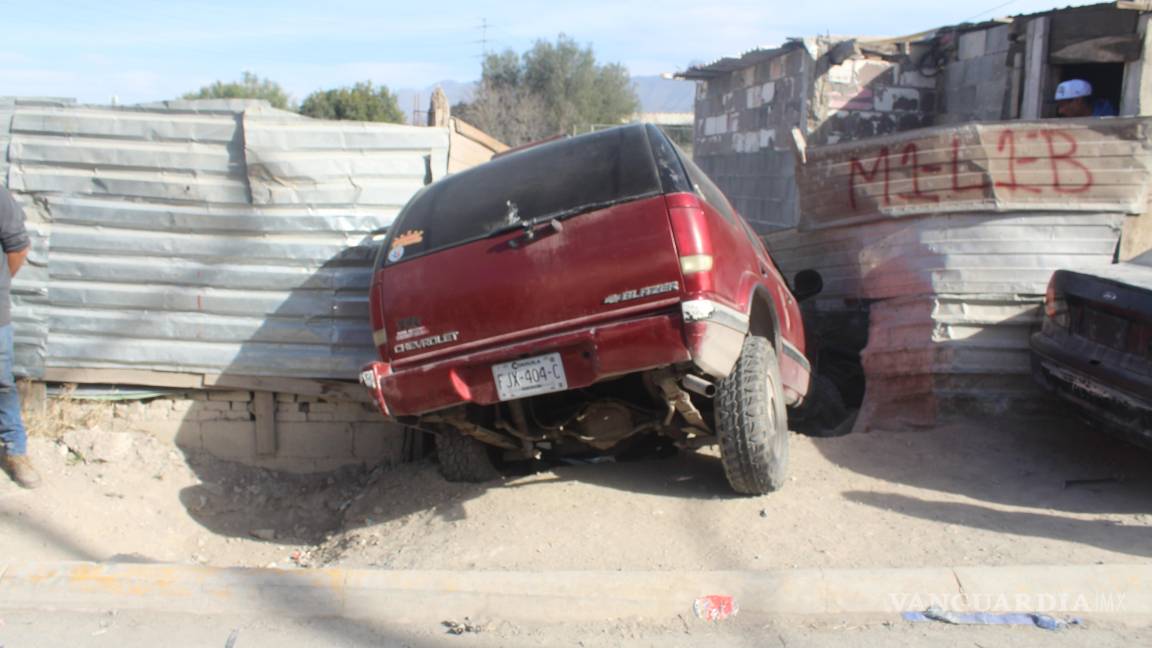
[1054,79,1117,118]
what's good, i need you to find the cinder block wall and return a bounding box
[64,389,405,473]
[693,47,813,231]
[938,25,1015,124]
[810,52,938,146]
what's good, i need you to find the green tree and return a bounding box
[299,81,405,123]
[456,35,640,146]
[182,71,291,109]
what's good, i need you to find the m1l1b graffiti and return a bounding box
[797,118,1152,230]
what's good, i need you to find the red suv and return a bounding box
[361,124,816,494]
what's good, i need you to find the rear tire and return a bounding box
[436,430,499,483]
[715,335,790,495]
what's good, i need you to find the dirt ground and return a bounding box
[0,408,1148,574]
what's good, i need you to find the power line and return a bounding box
[959,0,1023,23]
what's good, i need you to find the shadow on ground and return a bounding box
[815,408,1152,558]
[175,443,736,549]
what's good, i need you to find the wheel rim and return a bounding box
[765,375,777,431]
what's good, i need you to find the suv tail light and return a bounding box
[666,194,714,294]
[1044,278,1069,328]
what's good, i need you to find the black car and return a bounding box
[1032,250,1152,447]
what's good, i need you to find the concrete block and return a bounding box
[958,30,987,61]
[351,424,387,461]
[827,62,853,84]
[169,399,194,415]
[331,402,371,422]
[275,406,307,422]
[208,390,252,402]
[201,421,257,461]
[202,400,231,411]
[275,393,296,403]
[741,66,755,88]
[769,57,784,80]
[230,401,251,412]
[761,82,775,106]
[874,87,921,112]
[825,88,873,111]
[188,392,209,401]
[305,412,336,422]
[277,422,354,459]
[113,401,148,421]
[223,409,252,422]
[984,25,1011,55]
[854,60,893,86]
[900,70,937,89]
[189,408,223,422]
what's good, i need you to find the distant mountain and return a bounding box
[392,75,695,123]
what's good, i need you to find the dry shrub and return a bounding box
[21,381,107,440]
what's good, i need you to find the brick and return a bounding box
[201,421,257,461]
[277,422,353,459]
[208,390,252,402]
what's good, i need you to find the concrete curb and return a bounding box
[0,562,1148,625]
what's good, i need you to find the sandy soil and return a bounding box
[0,411,1148,574]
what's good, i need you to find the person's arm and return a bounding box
[0,189,30,278]
[7,248,29,277]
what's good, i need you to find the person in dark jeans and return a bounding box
[0,187,38,488]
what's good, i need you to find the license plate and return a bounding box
[492,353,568,401]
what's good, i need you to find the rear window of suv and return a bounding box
[377,124,663,267]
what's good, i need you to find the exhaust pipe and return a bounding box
[682,374,716,398]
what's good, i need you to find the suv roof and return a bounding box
[375,124,693,268]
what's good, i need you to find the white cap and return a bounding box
[1055,79,1092,101]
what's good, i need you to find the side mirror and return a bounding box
[793,269,823,302]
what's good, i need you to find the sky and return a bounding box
[1,0,1099,106]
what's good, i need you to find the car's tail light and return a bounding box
[666,194,714,294]
[1044,278,1069,328]
[679,254,714,274]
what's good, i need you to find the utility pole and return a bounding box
[480,18,489,55]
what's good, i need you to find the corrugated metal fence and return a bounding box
[769,117,1150,425]
[2,99,450,381]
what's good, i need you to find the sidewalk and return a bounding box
[0,561,1147,627]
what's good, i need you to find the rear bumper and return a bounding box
[361,310,692,416]
[1031,332,1152,447]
